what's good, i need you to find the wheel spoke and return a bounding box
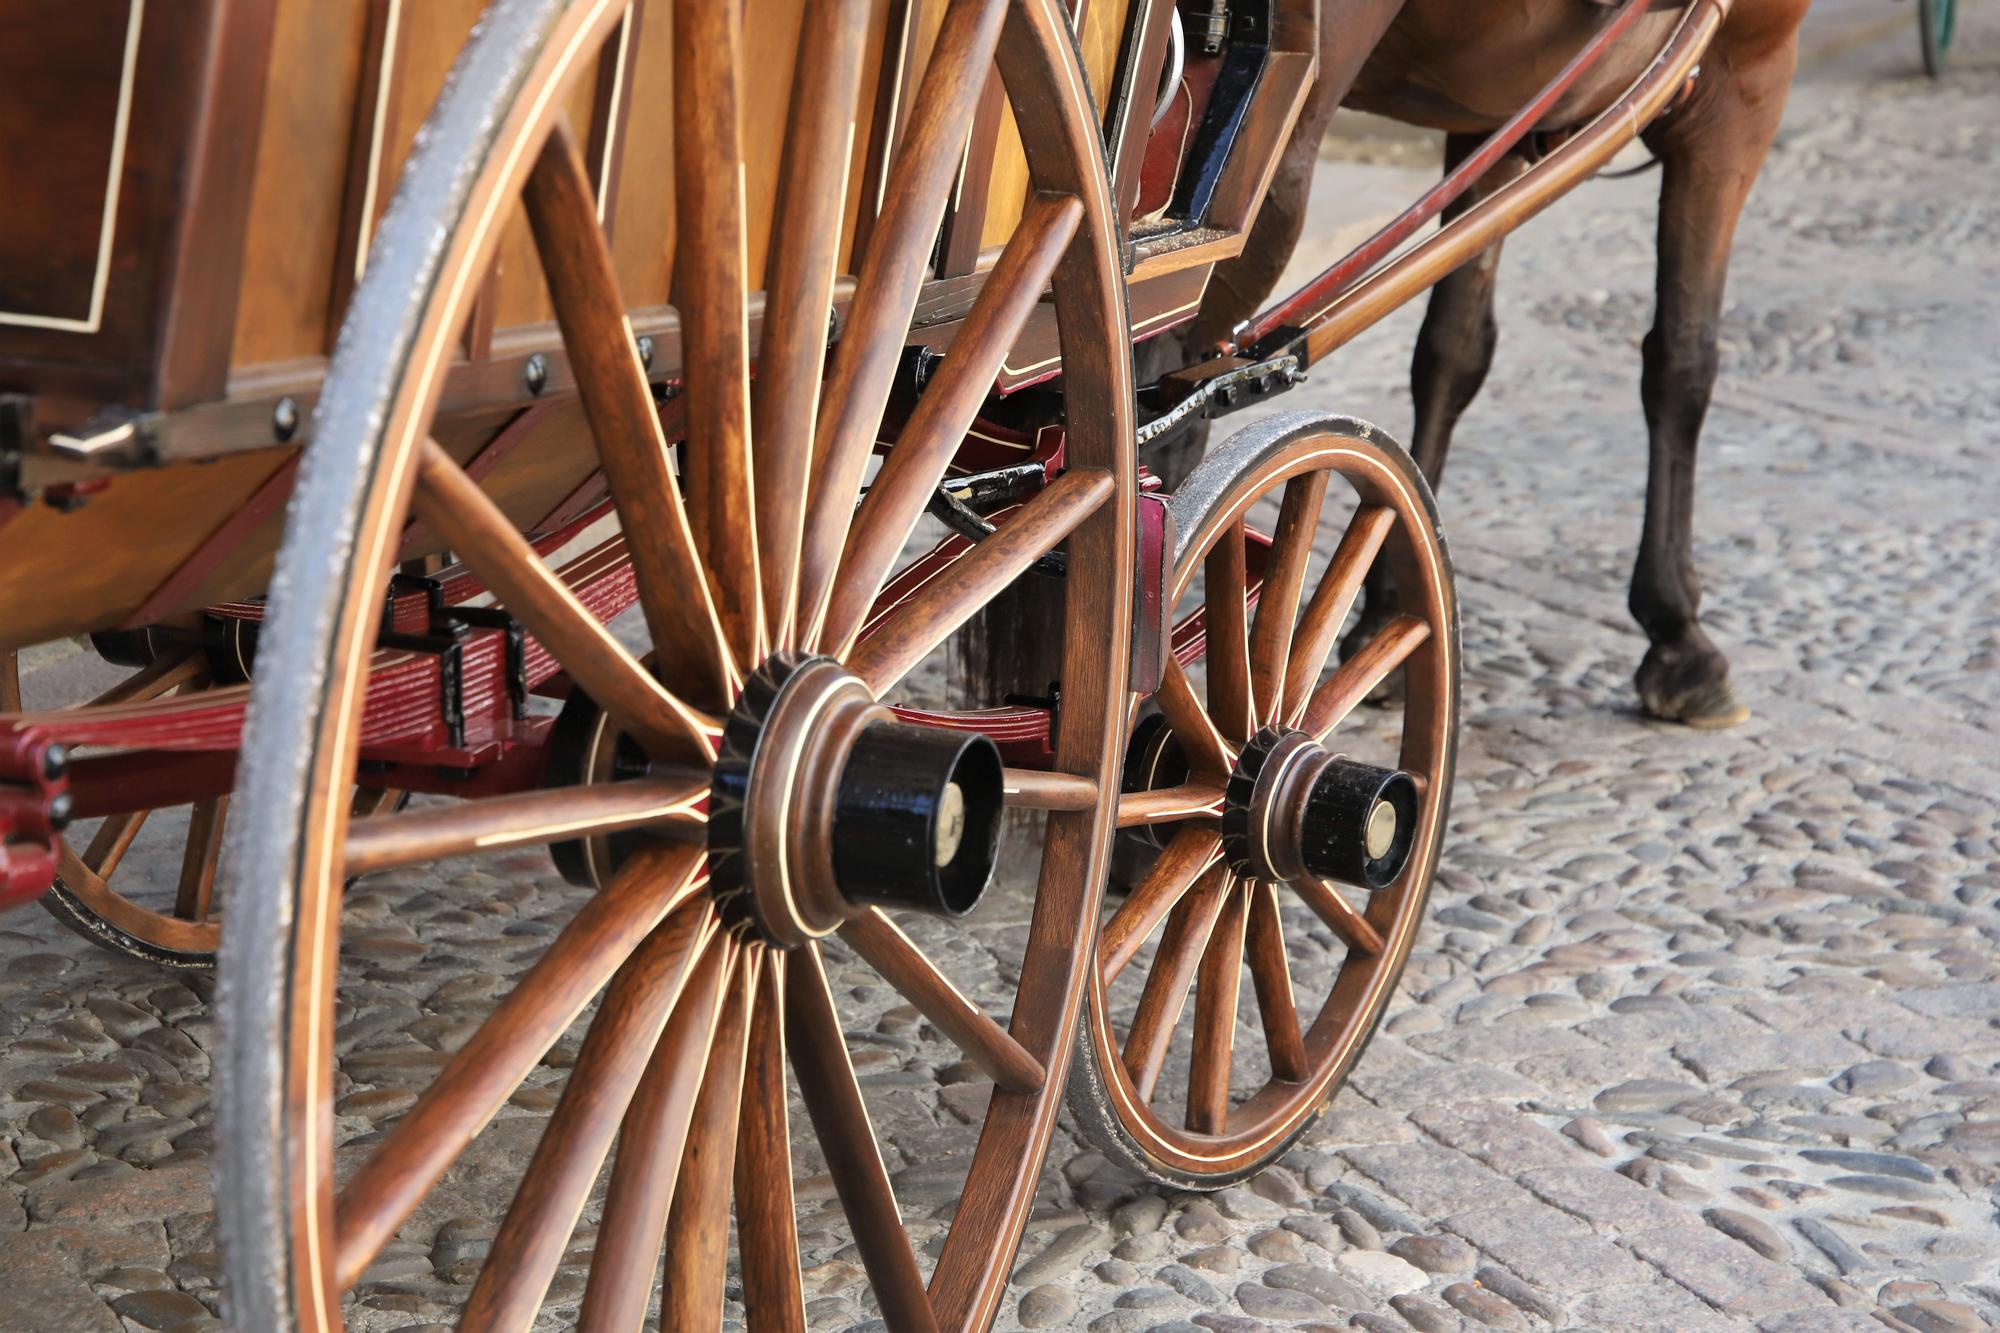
[523,126,735,706]
[91,649,204,707]
[1100,827,1224,984]
[460,914,719,1327]
[673,0,761,665]
[793,0,1010,644]
[173,796,226,923]
[1249,472,1329,724]
[662,945,756,1329]
[576,932,736,1333]
[1188,882,1247,1133]
[1301,613,1431,740]
[1283,505,1395,725]
[343,775,706,877]
[1154,658,1231,779]
[1115,781,1225,829]
[841,910,1044,1094]
[1003,768,1100,812]
[846,467,1112,695]
[755,0,874,646]
[1244,881,1308,1082]
[820,192,1083,655]
[84,808,150,880]
[1204,520,1254,745]
[411,439,715,762]
[1122,867,1231,1103]
[787,943,939,1332]
[1293,876,1385,955]
[734,953,807,1333]
[333,847,707,1288]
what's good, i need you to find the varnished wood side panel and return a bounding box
[229,0,372,371]
[0,0,135,324]
[979,0,1130,250]
[0,451,289,650]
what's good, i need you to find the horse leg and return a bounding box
[1348,136,1526,662]
[1629,15,1799,727]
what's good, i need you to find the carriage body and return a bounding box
[0,0,1315,653]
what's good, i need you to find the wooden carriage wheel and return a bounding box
[1070,412,1457,1187]
[215,1,1132,1330]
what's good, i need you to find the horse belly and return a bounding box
[1345,6,1684,134]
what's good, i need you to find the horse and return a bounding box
[1170,0,1814,728]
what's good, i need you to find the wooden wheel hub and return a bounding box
[1221,725,1418,890]
[708,653,1005,949]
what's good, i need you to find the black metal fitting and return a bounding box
[1297,757,1418,890]
[831,721,1004,919]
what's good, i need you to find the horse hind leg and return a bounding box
[1347,135,1527,672]
[1629,15,1800,728]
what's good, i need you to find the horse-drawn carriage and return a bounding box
[1,0,1731,1326]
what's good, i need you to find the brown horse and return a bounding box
[1176,0,1812,727]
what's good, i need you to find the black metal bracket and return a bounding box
[926,460,1068,577]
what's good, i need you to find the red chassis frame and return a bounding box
[0,0,1725,910]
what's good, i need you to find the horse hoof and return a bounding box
[1639,673,1750,729]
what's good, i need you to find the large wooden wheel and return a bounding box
[1070,412,1457,1187]
[215,2,1133,1330]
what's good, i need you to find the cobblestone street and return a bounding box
[3,5,1998,1332]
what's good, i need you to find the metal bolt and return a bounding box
[47,792,72,833]
[273,396,300,442]
[41,744,68,782]
[636,335,654,369]
[524,353,550,396]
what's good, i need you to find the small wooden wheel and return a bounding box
[17,644,400,970]
[27,647,230,968]
[1071,411,1458,1188]
[216,2,1132,1331]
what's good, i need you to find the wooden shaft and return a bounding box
[755,0,872,646]
[672,0,762,667]
[522,126,737,707]
[333,850,705,1287]
[1101,827,1225,984]
[821,191,1083,655]
[1187,883,1247,1133]
[1115,782,1226,829]
[841,909,1046,1094]
[847,467,1112,695]
[1003,767,1100,812]
[173,796,227,922]
[1303,0,1729,363]
[576,936,736,1333]
[343,774,706,876]
[795,0,1010,645]
[661,946,756,1329]
[1293,876,1385,956]
[1283,506,1395,727]
[459,913,716,1327]
[1302,613,1431,741]
[733,954,808,1333]
[1154,657,1232,780]
[787,943,941,1332]
[1244,881,1308,1082]
[1204,521,1255,745]
[1123,868,1231,1103]
[1248,472,1329,724]
[1243,0,1658,347]
[411,438,714,762]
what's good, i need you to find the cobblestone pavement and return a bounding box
[3,7,1998,1333]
